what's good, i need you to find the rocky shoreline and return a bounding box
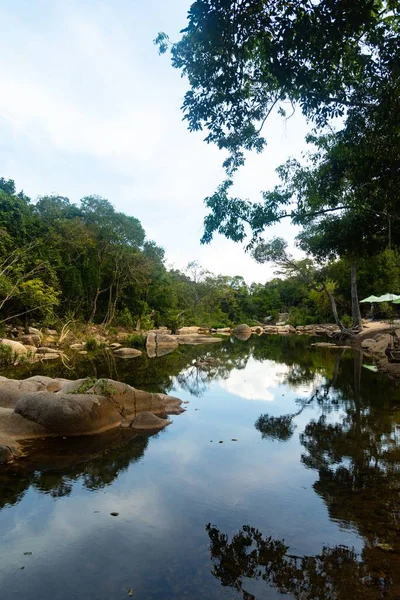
[0,376,185,464]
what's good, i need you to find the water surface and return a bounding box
[1,336,400,599]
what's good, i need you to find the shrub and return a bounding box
[0,344,13,366]
[85,337,98,351]
[341,315,352,328]
[116,308,134,328]
[126,333,146,349]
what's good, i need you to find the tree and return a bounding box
[157,0,398,172]
[251,237,346,330]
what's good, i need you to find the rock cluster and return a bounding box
[0,376,184,464]
[146,332,222,358]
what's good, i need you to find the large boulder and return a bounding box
[14,392,122,436]
[0,339,27,356]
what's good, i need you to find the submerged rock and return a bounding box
[129,411,171,430]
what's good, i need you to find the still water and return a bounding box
[1,335,400,599]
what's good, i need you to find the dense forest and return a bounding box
[1,176,400,332]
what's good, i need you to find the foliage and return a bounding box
[125,334,146,350]
[0,344,13,366]
[85,338,98,352]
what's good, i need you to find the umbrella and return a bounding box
[360,295,380,303]
[392,297,400,304]
[375,293,400,302]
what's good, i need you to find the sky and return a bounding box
[0,0,310,283]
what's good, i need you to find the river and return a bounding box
[1,335,400,599]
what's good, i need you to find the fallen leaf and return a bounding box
[128,588,134,597]
[23,552,32,556]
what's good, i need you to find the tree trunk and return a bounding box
[350,260,362,328]
[322,284,345,331]
[88,288,100,323]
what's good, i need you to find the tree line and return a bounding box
[1,177,400,332]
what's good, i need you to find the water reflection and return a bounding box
[0,430,149,509]
[207,523,400,600]
[1,335,400,599]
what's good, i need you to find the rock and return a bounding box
[177,326,200,335]
[70,343,84,350]
[36,353,61,361]
[87,379,184,416]
[361,338,376,350]
[147,327,171,335]
[28,327,41,336]
[251,326,263,334]
[156,334,178,345]
[14,392,123,435]
[113,348,142,358]
[0,407,49,438]
[0,379,47,409]
[233,324,252,341]
[43,328,58,336]
[18,334,41,347]
[0,339,27,356]
[0,436,21,463]
[216,328,231,333]
[36,347,62,354]
[129,411,171,430]
[155,346,177,357]
[176,335,222,345]
[24,345,38,354]
[78,350,88,355]
[110,343,122,349]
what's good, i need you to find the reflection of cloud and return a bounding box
[220,358,290,401]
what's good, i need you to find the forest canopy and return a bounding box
[0,176,399,332]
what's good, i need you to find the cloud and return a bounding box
[0,0,309,283]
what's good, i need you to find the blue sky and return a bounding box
[0,0,309,282]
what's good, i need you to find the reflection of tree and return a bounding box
[250,345,400,599]
[256,349,346,442]
[0,430,149,509]
[207,523,400,600]
[255,413,295,441]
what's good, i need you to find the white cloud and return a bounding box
[219,358,291,401]
[0,0,309,283]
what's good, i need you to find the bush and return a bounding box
[341,315,352,328]
[0,344,13,366]
[85,337,98,351]
[116,308,134,328]
[126,333,146,349]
